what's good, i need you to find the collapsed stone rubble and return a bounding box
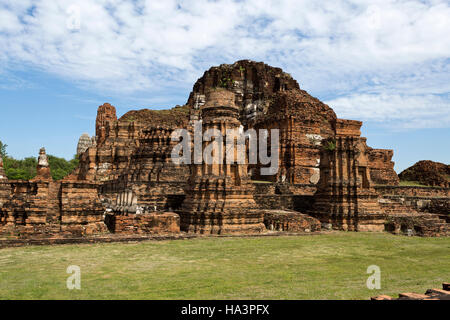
[372,283,450,300]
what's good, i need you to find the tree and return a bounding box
[48,155,79,180]
[4,157,37,180]
[0,144,79,181]
[0,140,7,157]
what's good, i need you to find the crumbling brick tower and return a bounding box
[180,89,265,234]
[252,90,336,184]
[96,103,118,145]
[313,120,386,231]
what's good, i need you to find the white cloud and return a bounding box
[0,0,449,128]
[326,93,450,129]
[0,8,22,32]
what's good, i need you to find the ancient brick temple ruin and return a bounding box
[0,60,448,240]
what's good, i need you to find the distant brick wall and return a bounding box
[253,182,317,195]
[106,212,180,234]
[254,194,315,213]
[368,149,399,186]
[263,210,321,232]
[0,180,107,239]
[375,186,450,198]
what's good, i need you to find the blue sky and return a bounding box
[0,0,449,173]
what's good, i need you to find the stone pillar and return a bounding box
[180,89,265,234]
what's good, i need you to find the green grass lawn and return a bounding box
[1,232,449,300]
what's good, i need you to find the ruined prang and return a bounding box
[180,89,265,234]
[313,121,387,232]
[76,133,93,156]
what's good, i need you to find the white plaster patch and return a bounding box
[306,134,323,146]
[309,168,320,184]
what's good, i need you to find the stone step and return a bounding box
[371,295,392,300]
[398,292,429,299]
[378,203,417,212]
[383,211,418,215]
[382,210,415,214]
[425,288,450,297]
[379,202,407,206]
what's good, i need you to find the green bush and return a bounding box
[4,157,37,180]
[323,139,336,152]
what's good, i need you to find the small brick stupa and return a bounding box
[34,147,52,181]
[180,89,265,234]
[0,154,6,181]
